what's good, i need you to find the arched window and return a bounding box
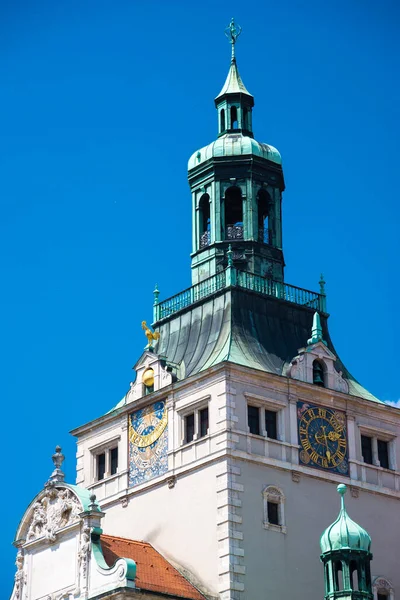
[313,360,325,387]
[350,560,359,591]
[220,109,225,133]
[199,193,210,248]
[262,485,286,533]
[230,105,238,129]
[224,186,243,240]
[325,564,331,594]
[373,577,394,600]
[257,189,271,243]
[333,561,344,591]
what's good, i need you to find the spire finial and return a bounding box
[225,18,242,62]
[337,483,347,511]
[307,312,327,346]
[48,445,65,483]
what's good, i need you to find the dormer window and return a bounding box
[313,360,325,387]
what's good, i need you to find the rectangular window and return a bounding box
[361,435,373,465]
[267,501,279,525]
[199,407,209,438]
[185,413,195,444]
[265,410,277,440]
[97,453,106,481]
[110,447,118,475]
[378,439,389,469]
[248,405,260,435]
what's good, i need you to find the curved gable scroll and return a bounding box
[15,483,93,545]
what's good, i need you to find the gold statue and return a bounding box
[142,321,160,349]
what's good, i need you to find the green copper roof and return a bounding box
[188,134,281,170]
[320,484,371,555]
[216,58,253,100]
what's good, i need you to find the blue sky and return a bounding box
[1,0,399,590]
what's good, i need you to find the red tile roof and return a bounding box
[100,534,206,600]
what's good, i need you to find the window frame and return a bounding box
[90,436,121,482]
[263,485,286,533]
[245,394,285,442]
[180,399,210,446]
[359,426,397,471]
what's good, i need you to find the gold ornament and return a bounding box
[142,368,155,388]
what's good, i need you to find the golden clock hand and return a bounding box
[321,426,331,462]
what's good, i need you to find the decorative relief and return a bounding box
[26,487,81,543]
[374,577,393,591]
[167,476,177,489]
[13,550,26,600]
[128,400,168,487]
[350,486,359,499]
[78,526,91,582]
[287,354,305,381]
[291,471,301,483]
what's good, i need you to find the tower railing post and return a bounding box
[319,274,327,313]
[153,284,160,322]
[226,244,237,286]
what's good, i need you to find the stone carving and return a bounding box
[26,488,81,543]
[78,526,91,580]
[350,486,359,499]
[336,370,349,394]
[291,471,301,483]
[13,550,26,600]
[167,476,177,489]
[374,577,392,590]
[121,496,129,508]
[287,354,305,381]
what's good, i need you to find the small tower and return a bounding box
[188,19,285,284]
[320,484,373,600]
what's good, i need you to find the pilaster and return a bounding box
[216,459,245,600]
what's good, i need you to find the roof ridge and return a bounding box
[101,533,150,546]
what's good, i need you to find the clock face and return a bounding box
[297,401,348,475]
[128,400,168,487]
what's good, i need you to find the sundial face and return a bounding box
[128,400,168,487]
[297,401,348,475]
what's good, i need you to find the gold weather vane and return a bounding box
[225,18,242,61]
[142,321,160,350]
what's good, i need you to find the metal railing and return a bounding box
[155,271,226,320]
[200,230,211,248]
[226,224,244,240]
[154,268,324,321]
[236,271,320,310]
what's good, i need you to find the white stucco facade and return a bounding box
[67,351,400,600]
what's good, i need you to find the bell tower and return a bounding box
[188,19,285,285]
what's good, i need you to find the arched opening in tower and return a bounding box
[225,186,243,240]
[257,189,271,244]
[243,107,248,130]
[220,109,226,133]
[312,360,326,388]
[230,106,238,129]
[199,193,211,248]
